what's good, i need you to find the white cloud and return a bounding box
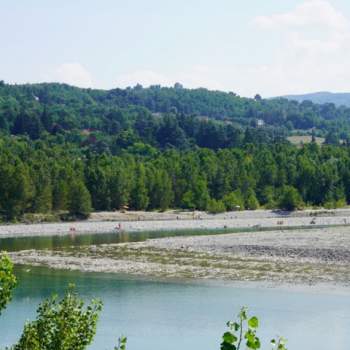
[255,0,348,31]
[254,0,350,53]
[254,0,350,54]
[247,0,350,96]
[52,63,93,88]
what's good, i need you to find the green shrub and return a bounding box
[324,198,347,209]
[223,190,245,211]
[278,186,303,211]
[207,198,226,214]
[245,189,259,210]
[12,288,102,350]
[260,186,277,209]
[0,253,17,315]
[181,190,196,210]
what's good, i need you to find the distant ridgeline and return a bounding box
[281,91,350,108]
[1,81,350,220]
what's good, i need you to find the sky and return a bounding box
[1,0,350,97]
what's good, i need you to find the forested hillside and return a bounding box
[1,81,350,150]
[1,82,350,221]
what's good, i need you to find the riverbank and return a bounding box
[9,225,350,286]
[1,208,350,238]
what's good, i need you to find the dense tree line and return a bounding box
[1,82,350,220]
[1,135,350,220]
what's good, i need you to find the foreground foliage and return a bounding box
[114,336,127,350]
[0,254,17,315]
[11,288,102,350]
[221,307,287,350]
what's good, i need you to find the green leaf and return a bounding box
[220,342,237,350]
[222,332,238,344]
[239,307,248,320]
[233,322,240,331]
[248,316,259,329]
[0,253,17,315]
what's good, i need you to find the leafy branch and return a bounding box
[220,307,287,350]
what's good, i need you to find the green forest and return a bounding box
[1,82,350,221]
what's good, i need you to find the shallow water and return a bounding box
[0,228,234,252]
[1,266,350,350]
[0,225,327,252]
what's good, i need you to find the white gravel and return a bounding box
[143,226,350,264]
[1,209,350,238]
[10,225,350,284]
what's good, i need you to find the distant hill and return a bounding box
[2,82,350,151]
[282,92,350,107]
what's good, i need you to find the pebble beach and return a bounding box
[1,208,350,238]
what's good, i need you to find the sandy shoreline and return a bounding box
[1,208,350,238]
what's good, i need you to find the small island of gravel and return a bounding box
[6,209,350,286]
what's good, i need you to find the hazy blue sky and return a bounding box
[1,0,350,96]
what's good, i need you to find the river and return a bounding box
[1,231,350,349]
[1,266,350,350]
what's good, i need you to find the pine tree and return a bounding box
[86,166,111,211]
[193,178,210,210]
[68,180,92,218]
[0,162,31,220]
[109,167,131,210]
[158,171,174,211]
[130,164,149,210]
[34,182,52,213]
[150,170,173,211]
[30,165,53,213]
[53,179,69,211]
[181,190,196,210]
[244,188,259,210]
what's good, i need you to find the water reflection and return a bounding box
[0,228,233,252]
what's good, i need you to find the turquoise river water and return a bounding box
[0,232,350,349]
